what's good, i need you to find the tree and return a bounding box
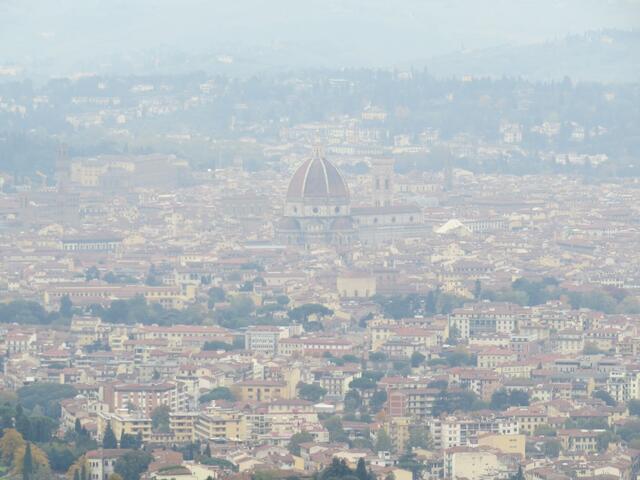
[583,342,605,355]
[297,383,327,403]
[592,389,617,407]
[60,295,73,318]
[287,432,314,456]
[397,452,425,479]
[628,399,640,417]
[151,405,171,433]
[276,295,290,306]
[85,266,100,281]
[42,442,75,472]
[344,389,362,414]
[543,440,561,458]
[323,416,348,443]
[375,429,393,453]
[202,341,233,351]
[24,416,57,442]
[369,390,387,413]
[199,387,236,403]
[510,466,525,480]
[0,428,25,466]
[349,377,377,391]
[474,279,482,300]
[288,304,333,322]
[114,451,153,480]
[120,432,141,449]
[14,404,31,439]
[102,422,118,449]
[490,389,529,410]
[407,425,429,451]
[617,420,640,444]
[597,431,617,452]
[410,351,425,368]
[22,442,33,480]
[509,390,530,407]
[11,442,48,478]
[369,351,387,362]
[203,443,211,458]
[355,458,368,480]
[319,458,353,480]
[534,425,557,437]
[17,383,77,418]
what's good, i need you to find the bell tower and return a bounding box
[371,158,394,207]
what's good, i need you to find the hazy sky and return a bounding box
[1,0,639,75]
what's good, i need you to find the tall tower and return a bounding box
[371,158,394,207]
[54,143,70,188]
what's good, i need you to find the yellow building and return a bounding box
[97,412,152,444]
[70,316,103,346]
[170,412,199,443]
[369,323,396,350]
[384,416,412,453]
[194,409,247,442]
[233,380,291,402]
[505,407,547,435]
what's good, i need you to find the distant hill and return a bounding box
[421,30,640,83]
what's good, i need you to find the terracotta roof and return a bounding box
[286,150,349,202]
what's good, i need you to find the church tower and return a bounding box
[371,158,394,207]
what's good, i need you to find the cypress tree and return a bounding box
[102,422,118,449]
[355,457,368,480]
[22,442,33,480]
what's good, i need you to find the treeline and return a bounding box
[0,301,64,325]
[373,277,640,319]
[90,296,204,326]
[373,289,466,320]
[478,277,640,314]
[3,65,640,178]
[0,292,338,332]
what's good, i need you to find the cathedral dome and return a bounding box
[286,148,349,204]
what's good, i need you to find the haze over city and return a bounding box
[0,2,640,480]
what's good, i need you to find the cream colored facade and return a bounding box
[449,450,509,480]
[384,416,412,453]
[169,412,199,443]
[194,410,247,442]
[337,275,376,298]
[477,433,525,457]
[234,380,293,402]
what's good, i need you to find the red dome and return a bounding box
[286,150,349,203]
